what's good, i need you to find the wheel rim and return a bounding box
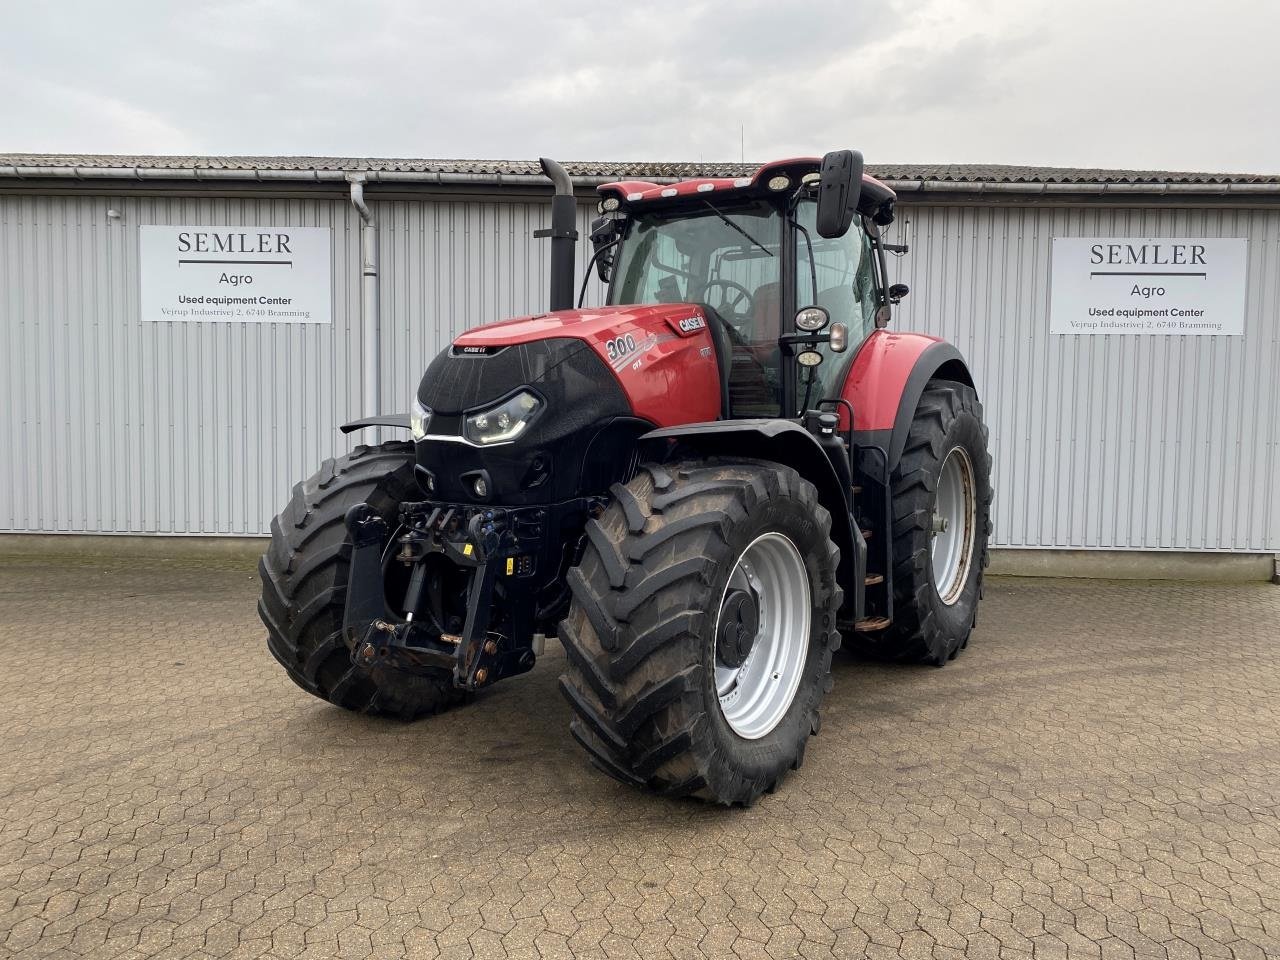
[714,533,810,740]
[931,446,977,605]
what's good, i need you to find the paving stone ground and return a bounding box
[0,556,1278,960]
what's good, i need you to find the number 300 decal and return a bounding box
[605,334,637,362]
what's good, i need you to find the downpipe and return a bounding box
[348,175,380,439]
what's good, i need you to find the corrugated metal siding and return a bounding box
[1,193,364,535]
[375,198,605,414]
[2,191,1276,550]
[891,204,1279,551]
[0,193,602,536]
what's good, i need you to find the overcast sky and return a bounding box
[3,0,1276,173]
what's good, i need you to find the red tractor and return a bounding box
[259,150,993,805]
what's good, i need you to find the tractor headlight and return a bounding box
[464,390,543,445]
[410,397,432,441]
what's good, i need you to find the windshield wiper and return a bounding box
[701,200,773,258]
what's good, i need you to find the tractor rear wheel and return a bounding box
[559,459,842,805]
[258,441,463,719]
[874,381,993,665]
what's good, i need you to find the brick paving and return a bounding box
[1,556,1278,959]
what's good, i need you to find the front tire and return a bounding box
[257,441,463,719]
[877,382,993,665]
[558,459,842,805]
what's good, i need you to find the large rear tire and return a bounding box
[875,382,993,665]
[257,441,463,719]
[558,459,842,805]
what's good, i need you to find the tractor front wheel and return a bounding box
[558,459,842,805]
[258,441,463,719]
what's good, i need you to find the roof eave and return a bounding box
[3,164,1280,198]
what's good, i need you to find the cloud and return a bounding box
[0,73,202,155]
[1,0,1276,172]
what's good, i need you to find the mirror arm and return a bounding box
[793,220,819,305]
[778,331,831,352]
[577,237,622,308]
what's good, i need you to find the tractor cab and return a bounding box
[593,153,898,419]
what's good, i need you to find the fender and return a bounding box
[839,330,975,470]
[340,414,411,434]
[640,419,866,622]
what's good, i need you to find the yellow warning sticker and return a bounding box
[506,557,514,575]
[462,543,474,557]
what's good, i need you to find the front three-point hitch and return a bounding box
[341,503,535,691]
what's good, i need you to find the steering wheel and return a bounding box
[702,279,755,321]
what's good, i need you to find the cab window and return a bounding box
[609,202,783,415]
[794,199,878,398]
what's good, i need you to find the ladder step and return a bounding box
[852,484,862,495]
[864,574,884,586]
[855,616,891,632]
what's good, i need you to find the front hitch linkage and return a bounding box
[340,503,516,692]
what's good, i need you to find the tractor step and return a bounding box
[855,616,891,632]
[864,573,884,586]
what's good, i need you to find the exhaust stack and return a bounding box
[537,158,579,312]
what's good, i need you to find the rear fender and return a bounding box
[839,330,975,473]
[639,420,865,621]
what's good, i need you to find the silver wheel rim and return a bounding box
[714,532,810,740]
[931,446,977,605]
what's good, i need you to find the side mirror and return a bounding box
[815,149,864,239]
[888,283,910,304]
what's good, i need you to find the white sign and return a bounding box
[1050,237,1247,336]
[140,225,332,323]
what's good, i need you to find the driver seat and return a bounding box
[750,282,782,345]
[700,303,778,418]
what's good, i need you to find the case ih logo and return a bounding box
[677,315,705,333]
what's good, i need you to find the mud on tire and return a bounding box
[558,458,843,806]
[874,382,993,665]
[258,441,463,719]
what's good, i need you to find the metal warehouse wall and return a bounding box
[0,192,601,536]
[1,190,1276,551]
[892,204,1279,552]
[371,198,606,416]
[3,193,359,536]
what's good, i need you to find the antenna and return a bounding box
[740,124,745,163]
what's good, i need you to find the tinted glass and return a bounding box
[794,199,878,399]
[610,202,784,415]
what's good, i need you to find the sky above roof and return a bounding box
[3,0,1276,174]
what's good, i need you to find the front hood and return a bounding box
[413,334,634,506]
[453,303,705,348]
